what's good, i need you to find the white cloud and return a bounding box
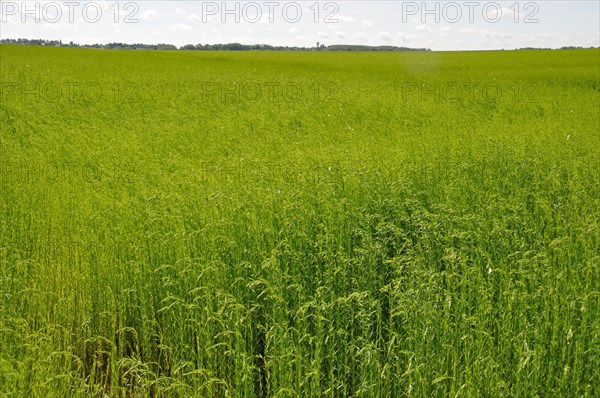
[376,31,392,42]
[256,14,273,24]
[395,33,412,42]
[333,30,347,39]
[230,36,251,43]
[96,1,114,11]
[362,20,373,27]
[484,7,517,21]
[41,22,65,30]
[415,25,432,33]
[350,32,368,41]
[336,15,357,24]
[501,8,516,19]
[534,33,557,39]
[170,23,191,31]
[141,10,157,19]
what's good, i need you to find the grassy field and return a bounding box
[0,45,599,397]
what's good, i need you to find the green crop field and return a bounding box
[0,45,599,397]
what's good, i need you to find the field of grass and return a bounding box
[0,45,599,397]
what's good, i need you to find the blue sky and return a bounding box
[1,1,599,50]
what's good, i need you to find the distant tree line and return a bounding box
[517,46,598,50]
[0,38,432,52]
[0,38,179,50]
[324,45,431,52]
[2,38,596,52]
[178,43,324,51]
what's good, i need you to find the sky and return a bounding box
[1,1,599,51]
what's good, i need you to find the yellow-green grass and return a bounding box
[0,45,599,397]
